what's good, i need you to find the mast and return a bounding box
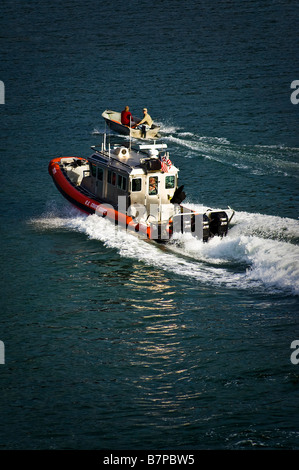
[129,116,132,150]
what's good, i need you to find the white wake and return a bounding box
[32,204,299,296]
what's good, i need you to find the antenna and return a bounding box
[129,116,132,150]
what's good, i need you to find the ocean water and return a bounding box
[0,0,298,450]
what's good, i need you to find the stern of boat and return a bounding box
[167,209,230,242]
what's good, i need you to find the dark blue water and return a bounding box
[1,0,298,450]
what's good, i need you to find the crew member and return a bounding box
[121,106,133,126]
[136,108,153,137]
[149,177,157,195]
[137,108,153,128]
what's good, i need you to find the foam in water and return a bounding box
[32,203,299,296]
[91,122,299,178]
[161,129,299,178]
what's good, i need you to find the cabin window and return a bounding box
[165,175,175,189]
[132,178,142,192]
[118,174,122,188]
[108,170,116,186]
[91,164,96,177]
[97,167,103,181]
[149,176,158,195]
[117,174,127,191]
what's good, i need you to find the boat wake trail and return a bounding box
[92,121,299,178]
[160,126,299,178]
[32,203,299,296]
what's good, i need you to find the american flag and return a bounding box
[160,154,172,173]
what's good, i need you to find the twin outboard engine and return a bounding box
[206,210,229,240]
[169,185,229,242]
[170,209,229,242]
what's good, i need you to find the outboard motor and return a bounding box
[169,210,228,242]
[168,185,230,242]
[169,212,210,242]
[207,211,229,238]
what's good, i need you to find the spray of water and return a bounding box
[32,203,299,296]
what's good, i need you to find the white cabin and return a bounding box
[80,142,180,224]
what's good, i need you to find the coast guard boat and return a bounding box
[48,137,232,243]
[102,109,160,140]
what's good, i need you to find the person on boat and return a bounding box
[121,106,134,126]
[137,108,153,127]
[135,108,153,137]
[149,176,157,195]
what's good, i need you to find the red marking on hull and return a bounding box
[48,157,151,238]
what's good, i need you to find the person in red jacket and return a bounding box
[121,106,133,126]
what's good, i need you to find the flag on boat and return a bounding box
[160,154,172,172]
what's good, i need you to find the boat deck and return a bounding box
[89,143,168,173]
